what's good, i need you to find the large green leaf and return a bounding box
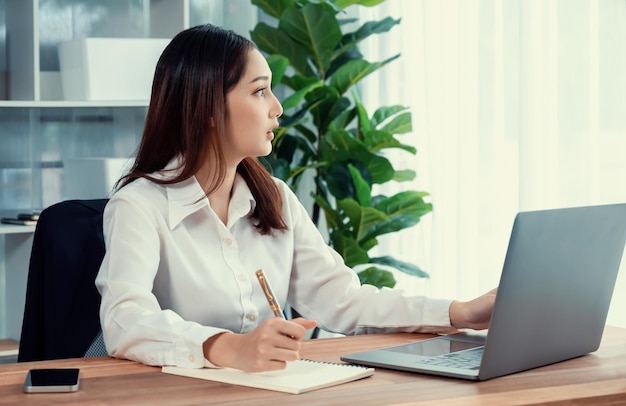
[272,132,298,160]
[304,86,349,132]
[371,105,408,128]
[319,96,352,132]
[381,112,412,134]
[321,130,396,185]
[335,0,387,8]
[292,123,317,144]
[273,132,315,163]
[335,200,386,251]
[357,267,396,288]
[266,55,289,88]
[352,17,400,40]
[348,164,372,207]
[282,81,345,128]
[329,107,357,132]
[364,130,417,154]
[289,74,321,90]
[279,3,342,77]
[325,228,375,268]
[280,80,325,110]
[371,256,429,278]
[355,99,371,135]
[355,206,390,242]
[340,17,400,49]
[336,198,361,234]
[328,45,363,77]
[330,59,383,96]
[290,125,317,146]
[251,0,295,19]
[323,129,369,159]
[357,192,432,241]
[277,110,310,135]
[330,54,399,95]
[333,18,399,64]
[366,155,395,184]
[314,194,342,229]
[375,190,431,215]
[263,157,291,180]
[392,169,417,182]
[334,235,371,267]
[251,23,314,76]
[324,161,371,201]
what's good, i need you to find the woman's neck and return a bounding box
[207,169,236,226]
[195,157,238,225]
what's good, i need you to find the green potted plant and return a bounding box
[250,0,431,288]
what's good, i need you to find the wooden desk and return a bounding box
[1,327,625,405]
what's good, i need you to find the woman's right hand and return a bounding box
[203,317,317,372]
[449,288,497,330]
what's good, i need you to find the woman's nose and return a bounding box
[272,94,283,118]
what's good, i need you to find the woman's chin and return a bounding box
[257,144,273,157]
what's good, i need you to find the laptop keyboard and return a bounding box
[418,347,484,370]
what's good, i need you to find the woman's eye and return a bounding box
[254,88,266,97]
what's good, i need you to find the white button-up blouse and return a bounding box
[95,166,454,368]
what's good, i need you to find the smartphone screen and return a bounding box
[23,368,80,393]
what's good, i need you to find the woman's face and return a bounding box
[223,48,283,164]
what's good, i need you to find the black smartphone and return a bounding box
[23,368,80,393]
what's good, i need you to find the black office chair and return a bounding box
[17,199,109,362]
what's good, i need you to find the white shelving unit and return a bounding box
[1,0,258,345]
[0,0,242,343]
[0,0,174,342]
[0,0,259,345]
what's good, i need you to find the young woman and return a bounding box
[96,24,496,373]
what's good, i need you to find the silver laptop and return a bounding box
[341,203,626,381]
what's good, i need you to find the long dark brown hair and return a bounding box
[118,24,287,235]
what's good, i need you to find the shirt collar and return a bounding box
[228,174,257,225]
[158,158,256,229]
[165,176,208,229]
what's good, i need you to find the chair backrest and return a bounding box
[17,199,109,362]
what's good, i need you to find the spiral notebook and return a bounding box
[162,359,374,394]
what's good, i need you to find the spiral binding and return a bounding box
[301,358,371,369]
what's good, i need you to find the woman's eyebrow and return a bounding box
[249,75,270,84]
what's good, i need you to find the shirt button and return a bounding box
[188,354,195,363]
[238,274,247,282]
[246,313,257,322]
[224,237,233,246]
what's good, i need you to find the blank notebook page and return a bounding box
[162,359,375,394]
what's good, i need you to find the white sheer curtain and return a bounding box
[359,0,626,326]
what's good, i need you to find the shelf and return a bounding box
[0,100,149,108]
[0,161,63,169]
[0,224,37,235]
[0,339,19,357]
